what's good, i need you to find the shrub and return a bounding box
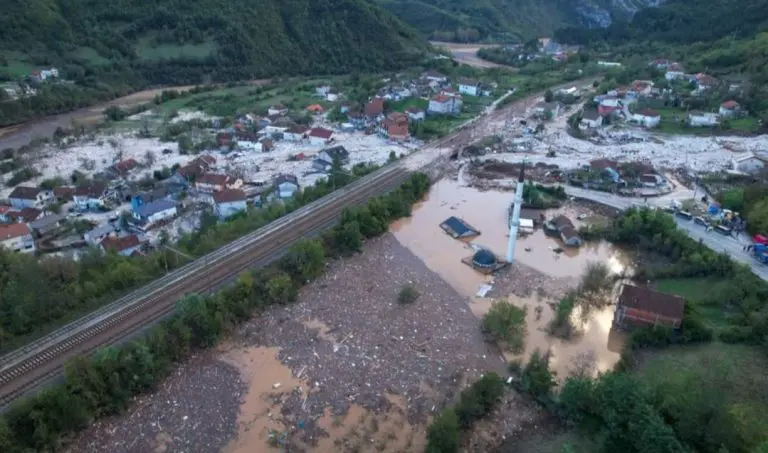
[397,284,420,304]
[482,300,527,353]
[425,409,461,453]
[454,372,506,428]
[520,350,556,400]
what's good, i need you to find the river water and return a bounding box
[392,178,630,379]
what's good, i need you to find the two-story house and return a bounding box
[0,223,35,253]
[457,77,481,96]
[308,128,334,146]
[213,189,248,219]
[73,182,107,211]
[313,146,350,172]
[196,173,240,193]
[8,186,52,209]
[100,234,142,257]
[274,175,300,199]
[131,199,177,229]
[428,94,462,115]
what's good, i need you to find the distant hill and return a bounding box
[371,0,666,42]
[0,0,430,85]
[555,0,768,45]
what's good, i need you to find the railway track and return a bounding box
[0,164,411,409]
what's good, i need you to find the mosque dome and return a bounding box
[472,249,496,269]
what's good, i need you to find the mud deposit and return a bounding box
[64,234,503,452]
[393,178,630,378]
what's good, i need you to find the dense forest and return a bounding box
[0,0,430,126]
[373,0,663,42]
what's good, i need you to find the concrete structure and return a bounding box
[440,216,480,239]
[274,174,300,199]
[428,94,462,115]
[422,70,447,83]
[632,109,661,128]
[313,146,350,172]
[308,127,334,146]
[719,100,741,118]
[580,108,603,129]
[406,108,425,122]
[457,77,480,96]
[534,102,561,119]
[8,186,51,209]
[0,223,35,253]
[733,153,766,174]
[84,224,116,245]
[213,189,248,219]
[196,173,237,193]
[132,199,177,227]
[284,125,309,141]
[614,284,685,329]
[687,112,719,127]
[506,164,525,263]
[73,183,107,211]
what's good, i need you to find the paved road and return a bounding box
[564,186,768,281]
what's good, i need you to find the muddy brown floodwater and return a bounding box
[392,178,630,379]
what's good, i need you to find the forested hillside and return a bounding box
[373,0,665,42]
[0,0,429,126]
[555,0,768,44]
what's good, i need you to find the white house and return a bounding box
[267,105,288,116]
[0,223,35,253]
[132,199,177,227]
[597,61,622,67]
[406,107,425,122]
[632,109,661,128]
[274,175,300,199]
[284,125,309,141]
[213,189,248,219]
[428,94,462,115]
[423,70,447,83]
[534,102,561,119]
[719,100,741,118]
[665,63,685,81]
[8,186,52,209]
[580,109,603,129]
[732,153,766,174]
[308,127,334,146]
[236,135,261,152]
[73,183,107,211]
[196,173,240,193]
[326,91,340,102]
[457,77,480,96]
[316,84,331,97]
[687,112,719,127]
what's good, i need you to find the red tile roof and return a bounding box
[432,94,451,103]
[112,158,138,174]
[0,205,10,214]
[8,186,42,200]
[309,127,333,139]
[305,104,325,113]
[101,235,141,253]
[364,98,384,117]
[0,223,31,240]
[197,173,230,186]
[287,124,310,134]
[618,284,685,321]
[9,207,42,223]
[722,100,739,109]
[213,189,247,204]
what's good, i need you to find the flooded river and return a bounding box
[392,178,630,379]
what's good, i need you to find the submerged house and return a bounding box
[545,215,581,247]
[440,216,480,239]
[614,284,685,330]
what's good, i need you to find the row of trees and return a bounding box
[0,161,379,353]
[0,172,431,452]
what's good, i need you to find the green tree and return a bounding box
[545,89,555,103]
[482,300,527,352]
[520,350,556,399]
[425,409,461,453]
[331,220,363,255]
[266,272,297,305]
[397,283,420,304]
[281,239,325,282]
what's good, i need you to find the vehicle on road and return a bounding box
[694,216,709,226]
[676,210,693,220]
[714,225,732,236]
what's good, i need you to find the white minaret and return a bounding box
[506,162,526,263]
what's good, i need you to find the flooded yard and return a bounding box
[392,178,630,378]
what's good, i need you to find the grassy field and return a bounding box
[634,342,768,448]
[510,430,597,453]
[654,277,735,329]
[389,97,427,112]
[0,51,35,77]
[636,104,761,135]
[70,47,111,66]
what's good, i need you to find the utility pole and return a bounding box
[506,162,526,263]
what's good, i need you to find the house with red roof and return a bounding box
[308,127,334,146]
[719,100,742,118]
[106,158,139,180]
[100,234,142,257]
[428,94,462,115]
[379,112,409,141]
[0,223,35,253]
[364,98,385,121]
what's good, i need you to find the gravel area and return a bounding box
[63,232,507,452]
[240,232,506,445]
[63,352,244,453]
[487,261,577,301]
[466,391,549,453]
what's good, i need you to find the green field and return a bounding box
[636,104,761,135]
[654,277,735,329]
[70,47,111,66]
[0,51,35,77]
[389,97,428,112]
[634,343,768,450]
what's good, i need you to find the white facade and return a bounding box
[309,135,329,146]
[733,154,765,174]
[428,97,462,115]
[632,113,661,128]
[407,110,425,122]
[665,71,684,81]
[719,105,739,118]
[0,225,35,253]
[237,140,261,152]
[276,181,299,199]
[458,83,479,96]
[687,113,719,127]
[133,206,177,224]
[580,116,603,129]
[283,131,305,141]
[216,200,248,219]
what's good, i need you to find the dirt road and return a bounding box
[0,80,268,151]
[430,41,509,68]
